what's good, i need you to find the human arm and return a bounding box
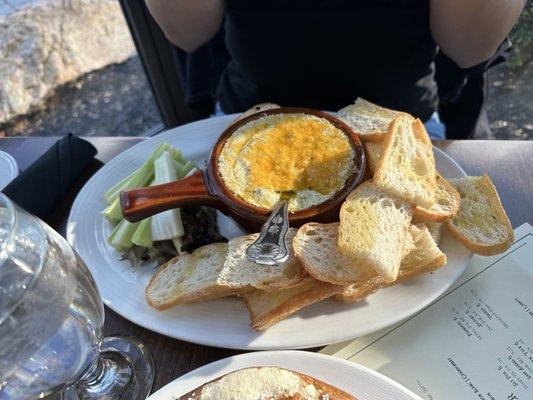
[430,0,525,68]
[145,0,224,52]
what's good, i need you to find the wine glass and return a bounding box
[0,194,154,399]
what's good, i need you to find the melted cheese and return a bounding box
[218,114,355,211]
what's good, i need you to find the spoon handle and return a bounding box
[245,198,290,265]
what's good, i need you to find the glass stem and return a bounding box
[75,351,132,400]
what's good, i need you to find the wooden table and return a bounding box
[1,137,532,393]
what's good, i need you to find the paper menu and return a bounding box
[322,223,533,400]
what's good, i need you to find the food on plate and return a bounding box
[425,221,443,244]
[374,115,437,209]
[233,102,281,122]
[218,228,307,292]
[446,174,514,256]
[176,367,356,400]
[103,142,226,269]
[139,102,513,332]
[218,113,356,212]
[337,98,406,143]
[242,278,343,331]
[338,181,415,283]
[293,222,375,285]
[363,141,383,173]
[145,243,232,310]
[335,223,447,303]
[412,174,461,223]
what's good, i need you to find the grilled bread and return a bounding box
[374,115,437,209]
[145,243,233,310]
[337,98,406,143]
[218,228,307,292]
[338,181,414,282]
[446,174,513,255]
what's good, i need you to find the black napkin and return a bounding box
[2,134,97,219]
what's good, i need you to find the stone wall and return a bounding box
[0,0,136,123]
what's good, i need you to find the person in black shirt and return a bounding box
[146,0,525,139]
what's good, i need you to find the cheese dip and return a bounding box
[218,113,355,211]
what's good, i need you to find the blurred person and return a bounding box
[146,0,525,139]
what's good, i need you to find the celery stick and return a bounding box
[102,198,123,221]
[174,160,184,174]
[108,219,140,251]
[170,147,186,164]
[179,161,197,177]
[132,218,153,248]
[151,152,185,240]
[103,173,133,205]
[103,142,170,204]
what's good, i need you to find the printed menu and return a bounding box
[322,223,533,400]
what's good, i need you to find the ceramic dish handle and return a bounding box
[120,170,220,222]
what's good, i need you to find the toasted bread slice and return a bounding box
[374,115,437,208]
[426,221,443,244]
[293,222,375,285]
[364,142,384,174]
[242,278,342,331]
[218,228,307,292]
[336,223,447,303]
[145,243,233,310]
[337,98,406,143]
[234,103,281,122]
[446,174,513,256]
[177,367,356,400]
[413,175,461,222]
[338,181,414,282]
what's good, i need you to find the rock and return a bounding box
[0,0,136,123]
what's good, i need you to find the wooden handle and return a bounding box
[120,170,221,222]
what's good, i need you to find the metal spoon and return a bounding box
[245,197,290,265]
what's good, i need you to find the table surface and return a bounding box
[1,137,532,394]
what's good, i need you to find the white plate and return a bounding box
[148,350,422,400]
[67,114,472,350]
[0,150,19,190]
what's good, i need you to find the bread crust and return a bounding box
[413,176,461,223]
[446,174,513,256]
[243,279,343,331]
[177,367,357,400]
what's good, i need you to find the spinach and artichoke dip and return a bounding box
[218,113,355,211]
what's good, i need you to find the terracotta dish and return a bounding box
[120,108,366,232]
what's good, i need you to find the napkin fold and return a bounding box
[2,134,97,219]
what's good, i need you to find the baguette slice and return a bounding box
[293,222,375,285]
[374,115,437,208]
[364,142,384,174]
[338,181,414,282]
[177,367,356,400]
[145,243,233,310]
[413,175,461,222]
[337,98,406,143]
[234,103,281,122]
[242,278,343,331]
[336,224,447,303]
[426,221,443,244]
[218,228,307,292]
[446,174,514,256]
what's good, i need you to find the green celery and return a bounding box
[151,152,185,241]
[107,219,140,251]
[132,218,153,248]
[103,142,171,204]
[102,198,123,222]
[179,161,197,177]
[170,147,186,164]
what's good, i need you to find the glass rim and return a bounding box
[0,193,17,262]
